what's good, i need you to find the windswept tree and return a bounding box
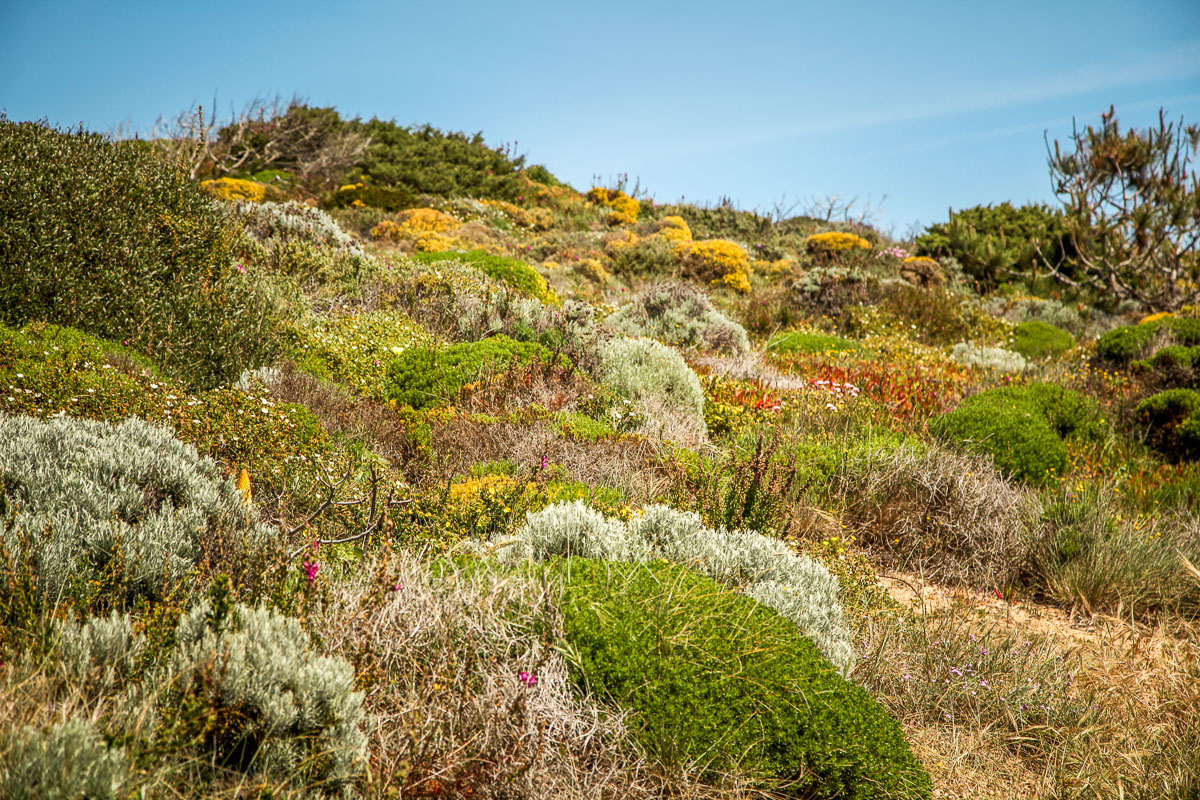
[1038,106,1200,311]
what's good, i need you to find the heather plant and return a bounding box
[605,281,750,354]
[0,718,130,800]
[168,600,367,788]
[0,119,287,388]
[554,558,930,799]
[0,413,271,609]
[600,337,707,446]
[491,500,855,675]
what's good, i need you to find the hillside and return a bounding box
[0,106,1197,800]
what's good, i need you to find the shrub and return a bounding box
[950,342,1027,372]
[54,611,143,691]
[676,239,752,292]
[326,182,416,212]
[0,119,286,388]
[494,500,855,675]
[931,383,1103,485]
[1095,316,1200,363]
[1010,320,1075,359]
[651,215,692,242]
[413,250,557,304]
[914,202,1070,290]
[239,200,364,255]
[555,558,931,799]
[768,330,864,355]
[1135,388,1200,461]
[586,187,641,222]
[169,600,367,787]
[199,176,277,203]
[600,337,707,446]
[606,281,749,354]
[804,231,872,260]
[0,719,129,800]
[0,413,270,609]
[386,335,564,410]
[294,308,432,399]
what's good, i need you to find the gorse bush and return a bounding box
[554,558,931,799]
[492,500,855,675]
[386,335,566,409]
[0,119,286,388]
[600,337,707,445]
[931,383,1104,485]
[606,281,750,354]
[0,718,129,800]
[169,599,367,787]
[0,413,270,609]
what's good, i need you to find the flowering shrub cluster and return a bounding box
[586,186,641,223]
[371,207,463,251]
[199,176,273,203]
[675,238,753,293]
[805,231,872,260]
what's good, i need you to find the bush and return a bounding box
[294,309,432,399]
[606,281,749,354]
[950,342,1027,372]
[1011,320,1075,359]
[0,719,129,800]
[914,201,1070,290]
[554,558,931,799]
[0,413,270,609]
[386,335,564,410]
[0,119,286,388]
[169,600,367,787]
[1095,316,1200,363]
[239,200,364,255]
[413,250,557,304]
[804,231,872,260]
[768,330,864,355]
[1135,388,1200,461]
[600,337,707,446]
[931,383,1103,485]
[676,239,752,292]
[494,500,855,675]
[326,182,416,211]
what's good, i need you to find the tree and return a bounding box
[1038,106,1200,311]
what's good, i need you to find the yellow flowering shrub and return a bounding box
[603,229,640,256]
[372,208,464,251]
[396,207,460,233]
[574,258,611,284]
[805,231,872,259]
[200,177,268,203]
[652,216,692,243]
[482,199,553,231]
[1140,311,1175,325]
[720,270,752,294]
[587,187,641,222]
[903,256,940,269]
[757,258,796,278]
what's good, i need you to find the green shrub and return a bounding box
[1011,320,1075,359]
[554,559,931,799]
[914,201,1071,290]
[386,335,564,409]
[494,501,855,674]
[295,309,433,399]
[1140,344,1200,370]
[1135,388,1200,461]
[606,281,749,354]
[413,250,557,304]
[169,600,366,786]
[0,119,287,388]
[0,719,129,800]
[600,337,707,445]
[1096,317,1200,363]
[326,183,416,211]
[0,413,271,609]
[931,383,1103,485]
[767,330,864,355]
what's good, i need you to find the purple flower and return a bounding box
[234,263,246,273]
[302,561,320,585]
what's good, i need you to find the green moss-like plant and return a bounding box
[1011,320,1074,359]
[930,383,1103,485]
[553,558,931,799]
[1135,388,1200,462]
[1096,317,1200,363]
[413,250,557,304]
[386,335,565,410]
[768,331,865,355]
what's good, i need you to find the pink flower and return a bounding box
[302,561,320,585]
[518,670,538,687]
[392,582,403,592]
[234,263,246,273]
[540,454,547,471]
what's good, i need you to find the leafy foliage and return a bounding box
[413,250,557,304]
[1135,388,1200,462]
[554,558,931,799]
[606,281,750,354]
[1011,320,1075,359]
[0,719,129,800]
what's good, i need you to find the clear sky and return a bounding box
[3,0,1198,235]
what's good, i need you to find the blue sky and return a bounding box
[3,0,1198,235]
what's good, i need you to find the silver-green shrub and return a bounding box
[55,611,142,691]
[170,601,367,787]
[240,200,364,256]
[950,342,1027,372]
[599,337,706,446]
[606,281,750,355]
[0,413,270,603]
[492,500,855,675]
[0,718,129,800]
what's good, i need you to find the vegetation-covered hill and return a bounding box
[0,103,1197,799]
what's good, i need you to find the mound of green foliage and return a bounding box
[1096,316,1200,363]
[0,119,287,388]
[768,330,865,355]
[386,334,565,409]
[413,250,557,304]
[914,202,1071,291]
[606,281,749,354]
[1135,389,1200,462]
[931,383,1104,485]
[327,183,416,211]
[553,558,931,799]
[1010,320,1075,359]
[0,718,129,800]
